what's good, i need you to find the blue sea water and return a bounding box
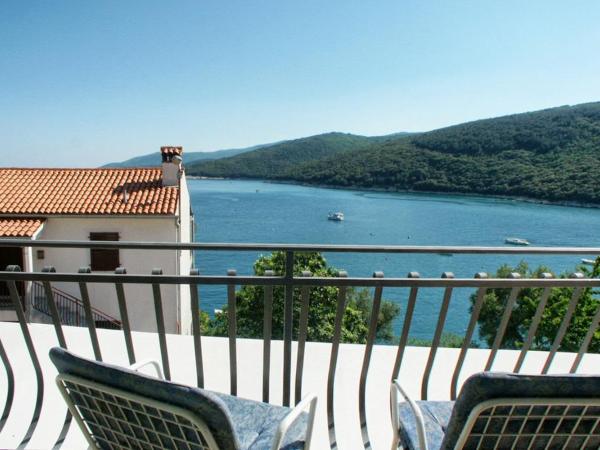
[189,179,600,341]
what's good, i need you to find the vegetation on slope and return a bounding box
[189,102,600,204]
[103,143,272,167]
[287,103,600,203]
[186,132,403,178]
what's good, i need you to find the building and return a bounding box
[0,146,194,334]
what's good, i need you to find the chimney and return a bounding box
[160,146,183,187]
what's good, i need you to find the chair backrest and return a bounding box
[50,347,240,450]
[57,373,220,450]
[441,372,600,450]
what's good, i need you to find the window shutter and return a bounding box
[90,232,120,271]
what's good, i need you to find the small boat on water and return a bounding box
[328,212,344,221]
[505,237,530,246]
[581,258,596,266]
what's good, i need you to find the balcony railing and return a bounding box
[0,240,600,449]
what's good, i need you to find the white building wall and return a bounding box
[32,216,181,333]
[177,172,193,334]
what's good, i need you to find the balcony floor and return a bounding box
[1,322,599,449]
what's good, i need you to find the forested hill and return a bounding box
[103,142,277,167]
[188,102,600,204]
[186,132,410,178]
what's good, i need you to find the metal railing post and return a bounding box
[327,270,347,450]
[151,268,170,380]
[294,270,312,405]
[422,272,454,400]
[283,250,294,407]
[190,268,204,388]
[451,272,487,399]
[485,272,521,371]
[78,267,102,361]
[359,271,384,450]
[227,269,238,396]
[263,270,275,403]
[392,271,420,381]
[115,267,135,364]
[6,265,44,448]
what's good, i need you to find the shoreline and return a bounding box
[186,175,600,210]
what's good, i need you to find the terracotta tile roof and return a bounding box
[160,146,183,157]
[0,168,179,215]
[0,218,45,237]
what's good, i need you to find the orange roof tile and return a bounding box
[0,168,179,216]
[0,218,45,237]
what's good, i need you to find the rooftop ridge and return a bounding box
[0,167,163,171]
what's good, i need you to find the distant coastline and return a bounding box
[187,175,600,210]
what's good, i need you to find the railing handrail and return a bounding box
[30,281,122,326]
[3,271,600,288]
[1,239,600,254]
[33,281,80,303]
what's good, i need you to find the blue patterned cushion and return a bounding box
[440,372,600,450]
[214,391,307,450]
[50,348,306,450]
[397,401,454,450]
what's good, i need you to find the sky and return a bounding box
[1,1,600,167]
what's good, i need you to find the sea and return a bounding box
[189,179,600,342]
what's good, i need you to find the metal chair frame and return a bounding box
[391,379,600,450]
[56,360,317,450]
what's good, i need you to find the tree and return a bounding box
[473,260,600,352]
[203,251,400,344]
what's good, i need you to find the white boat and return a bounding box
[328,212,344,221]
[581,258,596,266]
[505,237,530,246]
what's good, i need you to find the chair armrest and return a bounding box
[271,393,318,450]
[129,360,165,380]
[391,380,428,450]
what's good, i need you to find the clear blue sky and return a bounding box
[1,1,599,167]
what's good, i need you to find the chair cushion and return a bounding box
[214,391,307,450]
[50,347,306,450]
[398,401,454,450]
[440,372,600,450]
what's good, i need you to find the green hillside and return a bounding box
[102,143,274,167]
[186,132,407,178]
[190,102,600,204]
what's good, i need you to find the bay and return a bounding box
[190,179,600,342]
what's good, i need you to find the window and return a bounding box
[89,232,120,271]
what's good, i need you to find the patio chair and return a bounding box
[49,347,317,450]
[391,372,600,450]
